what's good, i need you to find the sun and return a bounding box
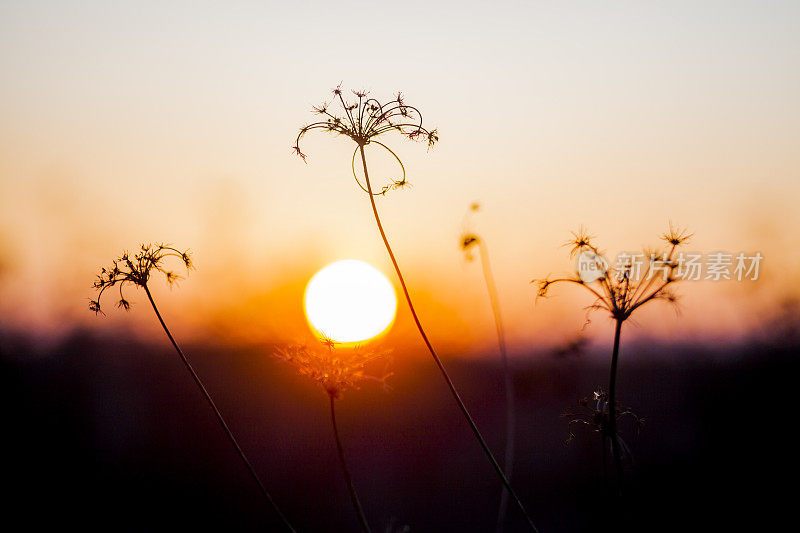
[304,260,397,344]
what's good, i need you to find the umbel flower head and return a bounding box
[89,243,193,314]
[534,224,692,322]
[293,83,438,196]
[274,336,392,399]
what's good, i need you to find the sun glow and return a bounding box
[303,260,397,343]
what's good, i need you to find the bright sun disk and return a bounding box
[304,260,397,343]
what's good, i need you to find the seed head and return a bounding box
[274,335,392,399]
[293,84,437,197]
[89,243,193,315]
[565,226,597,257]
[535,225,691,321]
[661,222,693,247]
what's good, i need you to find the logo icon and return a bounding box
[576,250,608,283]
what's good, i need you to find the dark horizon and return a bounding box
[2,326,794,531]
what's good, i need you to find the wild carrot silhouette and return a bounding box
[534,224,691,491]
[90,244,295,532]
[275,337,392,533]
[294,85,539,532]
[461,203,517,533]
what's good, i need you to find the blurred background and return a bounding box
[1,1,798,531]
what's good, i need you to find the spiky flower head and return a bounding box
[564,226,599,258]
[89,243,193,314]
[293,84,437,197]
[534,225,691,322]
[661,222,694,247]
[274,336,392,399]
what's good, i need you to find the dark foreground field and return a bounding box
[1,328,795,532]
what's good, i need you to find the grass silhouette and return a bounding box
[90,244,295,532]
[534,225,691,493]
[461,203,517,532]
[294,84,539,532]
[275,337,392,533]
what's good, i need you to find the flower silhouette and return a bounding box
[90,243,192,314]
[275,336,391,399]
[293,84,437,196]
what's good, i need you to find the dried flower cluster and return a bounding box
[293,84,437,197]
[562,388,644,452]
[534,224,693,321]
[274,337,392,399]
[90,243,192,314]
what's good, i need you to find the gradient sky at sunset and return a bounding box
[1,1,798,355]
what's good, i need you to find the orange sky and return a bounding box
[1,1,798,356]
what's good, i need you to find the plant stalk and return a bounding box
[143,284,295,532]
[608,318,624,491]
[477,242,516,533]
[329,394,371,533]
[358,145,538,533]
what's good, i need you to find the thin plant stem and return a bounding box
[329,394,371,533]
[358,145,539,533]
[142,284,296,532]
[476,241,516,533]
[608,318,624,492]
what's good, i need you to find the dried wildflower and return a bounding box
[295,87,537,532]
[534,225,690,322]
[275,336,391,532]
[89,243,192,314]
[293,84,437,197]
[662,221,693,247]
[565,226,598,257]
[274,336,391,400]
[562,388,644,450]
[90,244,294,531]
[533,225,690,491]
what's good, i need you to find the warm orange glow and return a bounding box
[303,260,397,343]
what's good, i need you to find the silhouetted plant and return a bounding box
[461,202,517,533]
[294,85,539,532]
[534,224,691,491]
[275,337,392,533]
[90,243,295,532]
[561,388,644,486]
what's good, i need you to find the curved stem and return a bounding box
[477,242,516,533]
[329,394,371,533]
[358,145,539,533]
[608,318,624,492]
[142,284,295,532]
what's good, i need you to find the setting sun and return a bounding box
[303,260,397,343]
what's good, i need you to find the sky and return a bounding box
[1,1,798,356]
